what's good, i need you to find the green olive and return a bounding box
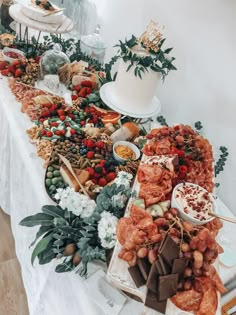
[52,177,59,185]
[53,170,61,177]
[48,166,54,172]
[47,172,53,179]
[49,184,56,192]
[45,178,52,187]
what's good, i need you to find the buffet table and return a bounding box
[0,75,236,315]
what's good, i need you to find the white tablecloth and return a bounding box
[0,76,235,315]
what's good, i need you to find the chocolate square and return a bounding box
[158,255,171,275]
[128,265,146,288]
[159,235,180,266]
[146,263,159,293]
[137,258,151,281]
[158,274,178,301]
[145,290,167,314]
[172,258,187,279]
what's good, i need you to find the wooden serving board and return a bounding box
[106,153,221,315]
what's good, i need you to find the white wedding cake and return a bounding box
[20,0,64,24]
[112,50,162,113]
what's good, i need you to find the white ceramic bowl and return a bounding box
[171,182,215,225]
[2,47,25,63]
[113,141,140,162]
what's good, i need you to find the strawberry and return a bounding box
[46,131,53,137]
[39,118,45,123]
[57,109,65,116]
[86,139,96,148]
[70,129,77,135]
[106,172,116,182]
[86,87,92,95]
[60,115,66,121]
[73,84,81,91]
[78,87,88,98]
[71,95,78,101]
[60,130,66,136]
[65,122,70,127]
[98,177,107,187]
[55,130,61,136]
[81,80,92,88]
[40,129,47,135]
[91,81,97,90]
[50,104,58,111]
[15,68,23,77]
[50,122,58,127]
[11,60,21,67]
[41,110,50,118]
[1,69,9,76]
[42,103,51,108]
[95,141,104,149]
[87,151,94,159]
[85,167,95,177]
[0,61,7,70]
[8,65,16,75]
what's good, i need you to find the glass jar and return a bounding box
[40,43,70,78]
[80,25,106,64]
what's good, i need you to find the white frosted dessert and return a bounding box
[20,1,64,24]
[112,48,161,112]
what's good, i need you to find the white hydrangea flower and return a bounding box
[114,171,133,189]
[98,212,118,249]
[55,187,96,217]
[111,192,128,208]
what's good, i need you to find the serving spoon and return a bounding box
[208,212,236,224]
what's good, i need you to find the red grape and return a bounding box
[181,243,191,253]
[184,267,192,277]
[203,249,215,262]
[198,228,210,240]
[193,250,203,268]
[202,261,210,271]
[170,208,178,216]
[197,239,207,252]
[190,236,199,250]
[183,221,194,232]
[150,233,163,243]
[154,218,168,227]
[148,249,157,264]
[193,279,203,293]
[169,227,180,237]
[207,237,217,250]
[164,212,174,220]
[137,247,148,258]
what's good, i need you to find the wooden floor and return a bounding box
[0,208,29,315]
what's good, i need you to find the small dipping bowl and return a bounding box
[2,47,25,63]
[171,182,216,225]
[113,140,140,162]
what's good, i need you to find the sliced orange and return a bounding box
[101,111,121,124]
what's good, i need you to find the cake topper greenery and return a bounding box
[116,20,177,79]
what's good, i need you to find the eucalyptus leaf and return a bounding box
[55,262,74,273]
[20,213,54,227]
[30,226,54,247]
[31,234,53,265]
[38,246,56,265]
[42,205,66,219]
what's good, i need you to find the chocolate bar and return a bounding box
[137,257,151,281]
[158,255,171,275]
[145,289,167,314]
[128,265,146,288]
[146,263,159,293]
[158,273,178,301]
[171,258,187,279]
[159,235,180,266]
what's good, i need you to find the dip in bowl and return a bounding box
[171,182,215,225]
[113,141,140,162]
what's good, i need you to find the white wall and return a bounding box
[89,0,236,213]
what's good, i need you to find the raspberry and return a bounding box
[40,129,47,135]
[98,178,107,187]
[80,121,86,126]
[70,129,77,135]
[86,139,96,148]
[71,95,78,101]
[46,131,53,137]
[96,141,104,149]
[55,130,61,136]
[87,151,94,159]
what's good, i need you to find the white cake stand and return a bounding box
[100,81,162,119]
[9,3,74,53]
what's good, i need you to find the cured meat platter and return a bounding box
[107,125,225,315]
